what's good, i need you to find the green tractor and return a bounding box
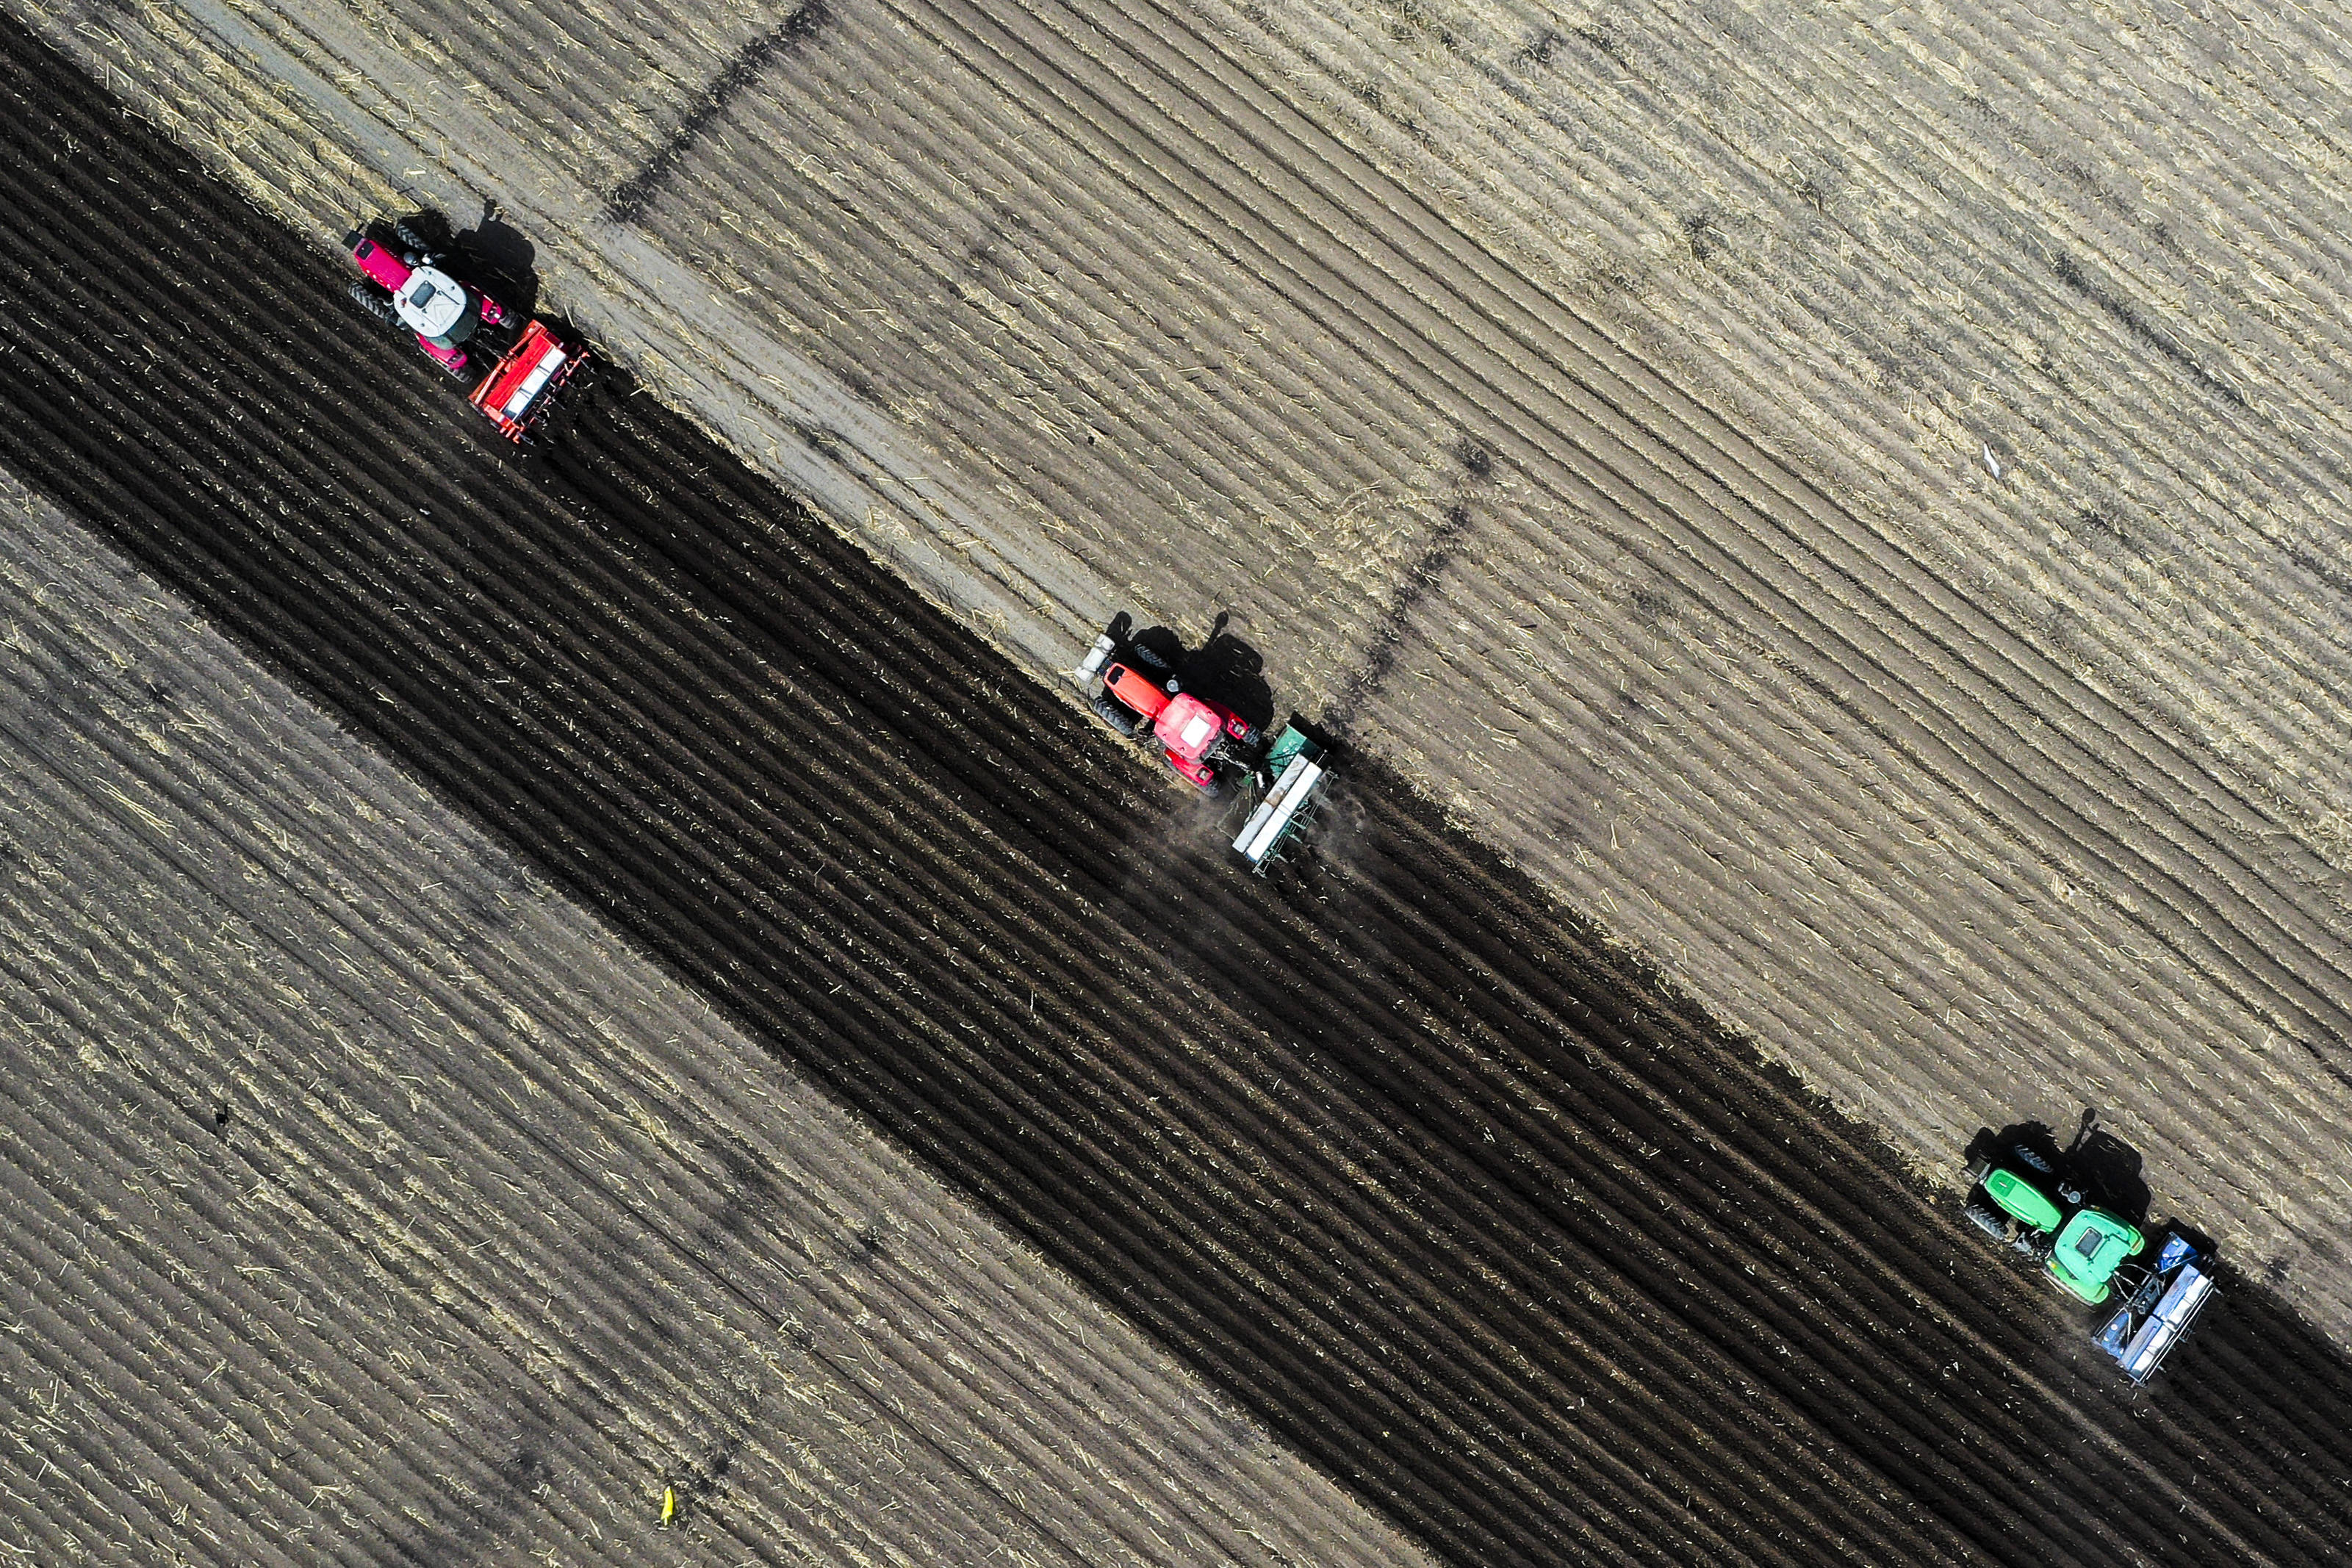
[1962,1134,2218,1385]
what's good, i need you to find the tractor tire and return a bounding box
[392,220,434,259]
[1129,641,1170,672]
[1089,690,1143,738]
[1962,1201,2010,1244]
[2010,1144,2055,1174]
[348,282,398,326]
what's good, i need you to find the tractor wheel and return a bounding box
[1129,641,1170,672]
[1089,690,1143,738]
[1961,1201,2010,1244]
[392,219,435,259]
[348,282,398,326]
[2010,1145,2055,1174]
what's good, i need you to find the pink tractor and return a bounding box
[345,220,584,441]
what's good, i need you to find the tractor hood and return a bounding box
[349,234,411,292]
[1983,1168,2062,1234]
[1103,663,1171,724]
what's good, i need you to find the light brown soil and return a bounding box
[15,0,2352,1347]
[0,467,1424,1567]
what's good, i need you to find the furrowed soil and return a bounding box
[12,0,2351,1350]
[3,18,2351,1567]
[0,477,1421,1567]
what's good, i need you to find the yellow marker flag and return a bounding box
[661,1485,676,1526]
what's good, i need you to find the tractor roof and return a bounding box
[2047,1210,2144,1304]
[394,265,470,341]
[1154,693,1226,763]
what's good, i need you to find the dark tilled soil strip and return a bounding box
[1,15,2348,1568]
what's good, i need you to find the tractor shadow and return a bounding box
[1969,1108,2151,1225]
[1129,611,1276,731]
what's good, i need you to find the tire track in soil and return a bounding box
[605,0,831,221]
[1,15,2349,1568]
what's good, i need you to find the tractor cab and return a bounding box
[390,265,481,348]
[1154,694,1225,762]
[1153,692,1256,789]
[2046,1210,2143,1304]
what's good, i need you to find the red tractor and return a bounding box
[1073,622,1261,794]
[344,219,584,441]
[1072,614,1335,871]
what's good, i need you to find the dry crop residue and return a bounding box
[1,27,2351,1567]
[15,0,2351,1347]
[0,482,1415,1565]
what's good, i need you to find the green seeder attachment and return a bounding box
[1231,723,1328,873]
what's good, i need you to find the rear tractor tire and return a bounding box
[348,282,398,327]
[392,219,434,259]
[2010,1144,2055,1174]
[1962,1201,2011,1245]
[1089,690,1143,738]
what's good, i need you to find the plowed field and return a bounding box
[1,18,2349,1568]
[16,0,2352,1348]
[0,471,1418,1567]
